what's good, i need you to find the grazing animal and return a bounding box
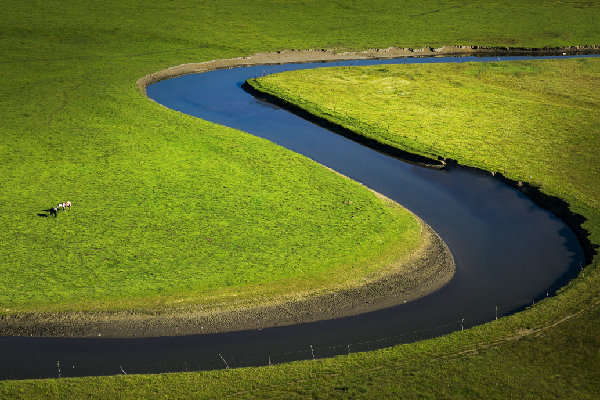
[57,201,72,211]
[50,207,58,217]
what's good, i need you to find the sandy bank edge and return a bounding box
[1,47,469,338]
[0,217,453,337]
[136,45,600,93]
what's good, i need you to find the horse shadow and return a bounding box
[38,208,57,217]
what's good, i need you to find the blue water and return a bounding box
[0,55,589,380]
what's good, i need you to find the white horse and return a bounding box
[57,201,72,211]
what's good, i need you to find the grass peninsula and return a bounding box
[247,58,600,229]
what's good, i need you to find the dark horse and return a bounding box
[40,207,58,217]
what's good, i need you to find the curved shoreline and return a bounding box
[240,65,598,265]
[0,217,454,337]
[0,48,468,337]
[135,45,598,267]
[136,45,600,93]
[5,45,595,338]
[135,47,595,333]
[241,80,446,169]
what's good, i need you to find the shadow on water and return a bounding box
[241,81,446,169]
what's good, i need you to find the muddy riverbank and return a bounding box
[0,218,453,337]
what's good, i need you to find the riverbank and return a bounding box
[2,49,593,339]
[0,215,453,337]
[246,57,600,256]
[137,45,600,92]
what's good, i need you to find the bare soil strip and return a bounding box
[136,45,600,92]
[0,217,453,337]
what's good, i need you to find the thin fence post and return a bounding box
[495,306,498,320]
[268,355,272,366]
[219,353,229,369]
[347,344,351,355]
[461,319,464,331]
[310,345,315,360]
[56,361,61,378]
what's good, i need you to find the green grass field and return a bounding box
[1,0,600,398]
[1,3,429,313]
[248,58,600,244]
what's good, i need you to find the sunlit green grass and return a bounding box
[1,109,422,312]
[1,58,424,313]
[249,58,600,244]
[1,0,600,398]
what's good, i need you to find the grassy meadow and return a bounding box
[0,2,430,313]
[248,58,600,245]
[1,0,600,398]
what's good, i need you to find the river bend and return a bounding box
[0,55,588,380]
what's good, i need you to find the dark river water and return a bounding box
[1,55,590,380]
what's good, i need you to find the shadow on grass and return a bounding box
[38,208,58,217]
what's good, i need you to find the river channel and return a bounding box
[0,55,590,380]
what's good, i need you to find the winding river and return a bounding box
[0,55,590,380]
